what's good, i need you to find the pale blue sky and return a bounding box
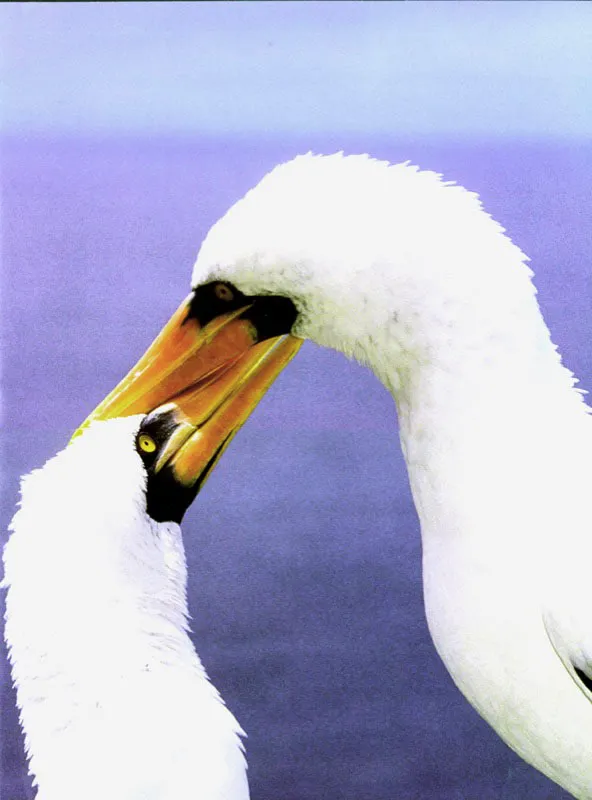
[2,1,591,139]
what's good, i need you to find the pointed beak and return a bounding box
[74,292,302,490]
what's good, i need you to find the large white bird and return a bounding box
[3,317,299,798]
[54,153,592,797]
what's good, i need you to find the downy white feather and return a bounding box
[3,416,248,800]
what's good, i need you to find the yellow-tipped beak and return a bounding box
[74,292,302,489]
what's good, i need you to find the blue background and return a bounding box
[3,1,592,140]
[2,3,591,798]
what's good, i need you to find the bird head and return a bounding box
[72,153,408,491]
[191,153,399,356]
[74,152,527,501]
[48,406,253,529]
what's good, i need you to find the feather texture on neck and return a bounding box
[3,417,247,800]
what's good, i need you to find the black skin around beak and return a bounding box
[135,405,212,524]
[187,282,298,339]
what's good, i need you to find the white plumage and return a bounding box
[3,416,248,800]
[191,153,592,798]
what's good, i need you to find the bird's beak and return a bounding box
[73,292,302,488]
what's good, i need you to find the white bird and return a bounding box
[177,153,591,798]
[20,152,591,797]
[3,412,250,800]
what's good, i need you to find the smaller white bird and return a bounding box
[4,265,301,800]
[4,410,249,800]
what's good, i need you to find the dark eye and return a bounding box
[186,281,246,327]
[214,283,234,302]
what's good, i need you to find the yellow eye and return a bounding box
[138,434,156,453]
[214,283,234,302]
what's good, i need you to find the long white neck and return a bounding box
[3,419,247,800]
[391,280,587,542]
[338,227,592,564]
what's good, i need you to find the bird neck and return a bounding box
[352,261,592,555]
[5,512,211,731]
[3,447,246,797]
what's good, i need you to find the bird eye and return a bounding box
[214,283,234,302]
[138,434,157,453]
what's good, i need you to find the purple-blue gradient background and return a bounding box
[2,3,592,798]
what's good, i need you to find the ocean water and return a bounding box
[2,137,591,799]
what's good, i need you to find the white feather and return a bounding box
[3,416,248,800]
[192,152,592,798]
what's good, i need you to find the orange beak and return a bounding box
[73,291,302,490]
